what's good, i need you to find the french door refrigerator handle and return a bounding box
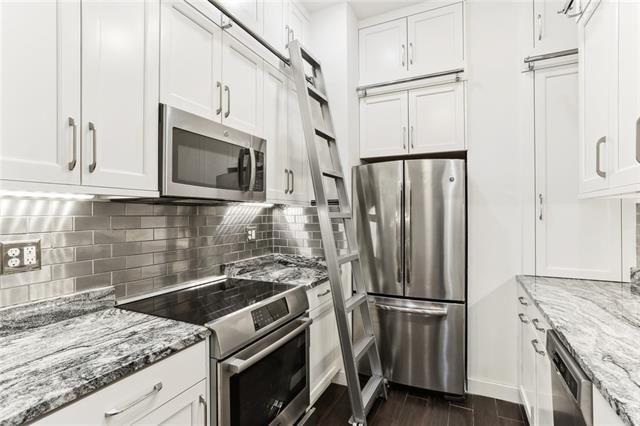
[396,181,403,284]
[405,178,412,286]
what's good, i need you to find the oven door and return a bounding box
[218,317,311,426]
[161,104,266,202]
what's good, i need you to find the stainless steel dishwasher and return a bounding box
[546,330,593,426]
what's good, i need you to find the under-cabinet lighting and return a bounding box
[235,202,274,208]
[0,190,95,200]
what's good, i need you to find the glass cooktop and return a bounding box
[120,278,296,326]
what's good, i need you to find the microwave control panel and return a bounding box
[251,298,289,331]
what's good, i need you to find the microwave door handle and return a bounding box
[223,318,312,375]
[249,148,256,191]
[237,149,245,189]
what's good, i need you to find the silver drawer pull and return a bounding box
[374,302,447,317]
[317,289,331,298]
[531,339,545,356]
[532,318,545,332]
[518,296,528,306]
[199,395,208,426]
[518,313,529,324]
[104,382,163,417]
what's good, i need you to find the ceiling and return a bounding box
[301,1,424,20]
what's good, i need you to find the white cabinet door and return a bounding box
[287,83,308,204]
[359,92,408,159]
[160,0,223,122]
[309,300,340,405]
[0,1,81,185]
[264,64,288,202]
[264,0,286,56]
[407,3,464,78]
[81,0,159,191]
[359,18,408,86]
[408,82,465,154]
[222,34,264,136]
[535,64,622,281]
[517,289,536,425]
[610,2,640,189]
[531,315,554,426]
[579,0,616,194]
[287,1,310,47]
[219,0,262,35]
[133,380,206,426]
[533,0,578,55]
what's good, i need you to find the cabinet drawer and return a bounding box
[36,342,207,425]
[307,281,332,311]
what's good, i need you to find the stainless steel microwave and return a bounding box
[160,104,266,202]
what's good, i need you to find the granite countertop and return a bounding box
[516,275,640,426]
[225,254,329,288]
[0,288,210,425]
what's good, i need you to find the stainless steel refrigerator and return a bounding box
[352,159,466,395]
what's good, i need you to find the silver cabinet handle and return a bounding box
[532,318,545,332]
[104,382,163,417]
[199,395,208,426]
[396,182,403,284]
[285,24,290,48]
[401,44,405,67]
[224,318,312,374]
[374,302,448,317]
[224,85,231,118]
[402,126,406,150]
[531,339,545,356]
[216,81,223,116]
[290,170,294,193]
[538,193,543,221]
[410,125,415,149]
[317,289,331,298]
[518,296,528,306]
[284,168,289,194]
[536,13,543,41]
[404,179,412,286]
[88,122,97,173]
[518,313,529,324]
[67,117,77,171]
[409,42,414,65]
[596,136,606,178]
[636,117,639,164]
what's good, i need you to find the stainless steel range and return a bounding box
[120,277,310,426]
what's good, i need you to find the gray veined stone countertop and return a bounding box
[516,275,640,426]
[225,254,329,289]
[0,287,210,426]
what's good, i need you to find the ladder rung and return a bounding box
[338,252,359,265]
[315,127,335,141]
[329,211,351,220]
[353,334,376,362]
[345,293,367,313]
[301,47,321,67]
[322,169,343,179]
[361,375,384,415]
[307,84,328,103]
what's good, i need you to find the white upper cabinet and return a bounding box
[221,34,264,136]
[81,1,159,191]
[532,0,578,55]
[287,83,309,203]
[287,1,310,47]
[160,0,223,122]
[0,1,81,186]
[264,0,286,56]
[219,0,263,35]
[360,91,408,159]
[264,64,288,202]
[610,1,640,189]
[408,82,465,154]
[578,0,616,194]
[407,3,464,78]
[535,64,621,281]
[359,18,408,87]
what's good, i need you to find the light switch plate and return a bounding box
[1,239,41,275]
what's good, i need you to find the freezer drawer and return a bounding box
[355,296,466,395]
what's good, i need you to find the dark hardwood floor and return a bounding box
[308,384,530,426]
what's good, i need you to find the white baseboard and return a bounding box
[468,377,521,404]
[332,369,347,386]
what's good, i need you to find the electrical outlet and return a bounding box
[1,240,41,274]
[246,225,257,242]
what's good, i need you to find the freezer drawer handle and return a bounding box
[374,302,448,317]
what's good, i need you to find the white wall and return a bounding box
[465,0,530,402]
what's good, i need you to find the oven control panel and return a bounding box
[251,298,289,331]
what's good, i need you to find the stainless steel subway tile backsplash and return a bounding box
[0,199,274,306]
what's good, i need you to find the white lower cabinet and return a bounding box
[307,281,340,405]
[35,342,207,425]
[517,287,553,426]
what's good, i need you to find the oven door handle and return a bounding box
[224,318,312,375]
[249,148,257,191]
